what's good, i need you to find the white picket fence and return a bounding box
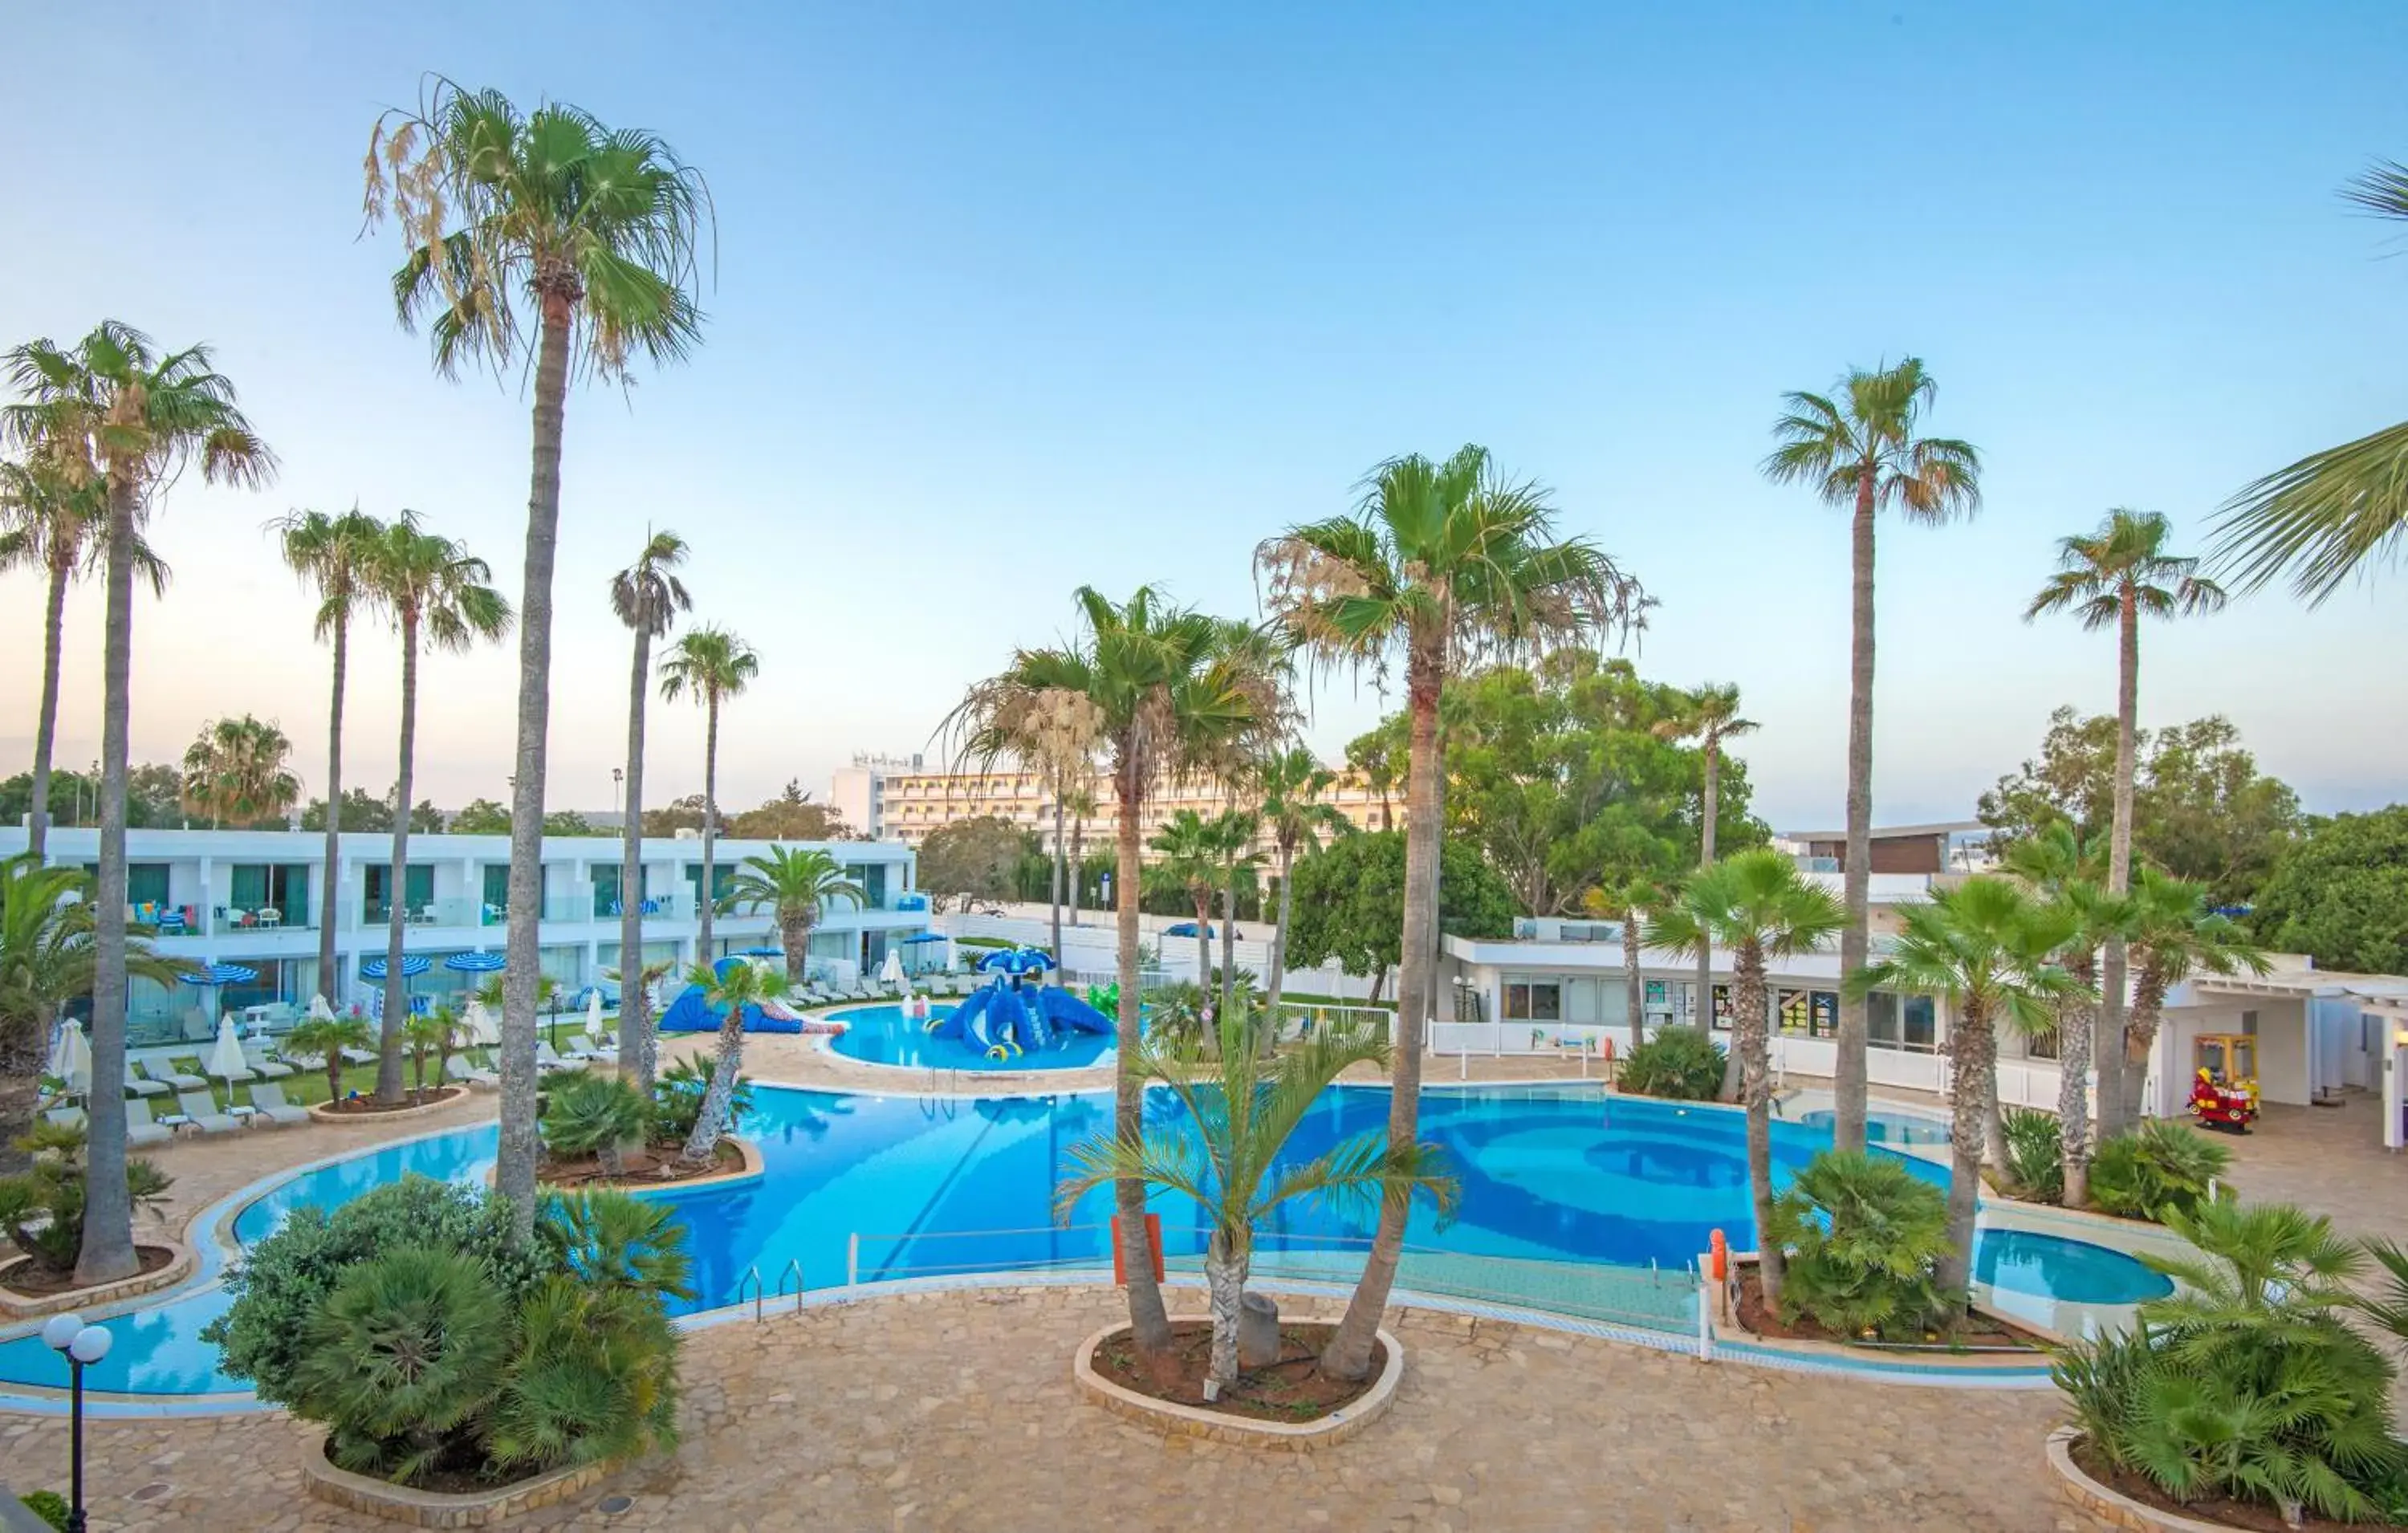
[934,910,1389,1000]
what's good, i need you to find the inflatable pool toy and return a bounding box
[925,966,1114,1059]
[657,982,839,1037]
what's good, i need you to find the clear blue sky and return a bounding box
[4,1,2403,829]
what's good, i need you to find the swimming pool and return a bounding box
[824,1002,1118,1071]
[0,1086,2155,1401]
[1973,1228,2170,1306]
[1795,1108,1951,1147]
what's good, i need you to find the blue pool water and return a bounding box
[824,1002,1117,1071]
[0,1087,2154,1399]
[1795,1108,1951,1147]
[1974,1228,2171,1305]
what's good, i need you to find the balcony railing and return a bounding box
[360,897,482,929]
[588,890,696,921]
[208,903,319,936]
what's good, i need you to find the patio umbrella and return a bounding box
[739,946,781,958]
[879,949,905,987]
[462,996,500,1047]
[206,1014,251,1084]
[443,950,506,974]
[47,1020,90,1094]
[307,993,336,1022]
[587,987,606,1039]
[360,954,433,979]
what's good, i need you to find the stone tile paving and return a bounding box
[2213,1093,2407,1242]
[2,1285,2106,1531]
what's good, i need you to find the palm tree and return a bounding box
[3,324,275,1283]
[714,848,864,987]
[1063,783,1098,925]
[1345,729,1400,832]
[1580,872,1664,1047]
[1849,878,2082,1297]
[367,514,511,1104]
[945,586,1277,1360]
[2003,822,2120,1207]
[1057,1010,1456,1392]
[1259,444,1643,1380]
[1645,850,1845,1303]
[1653,683,1757,1038]
[2123,868,2269,1125]
[608,531,691,1092]
[271,507,387,1008]
[2025,510,2226,1138]
[1252,747,1350,1026]
[677,958,783,1165]
[658,626,756,972]
[0,856,190,1173]
[951,686,1100,979]
[283,1012,376,1109]
[1207,809,1263,1023]
[1763,360,1980,1157]
[1147,811,1222,991]
[179,716,302,828]
[1,457,165,860]
[364,81,710,1234]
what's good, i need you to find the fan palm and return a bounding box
[658,625,757,968]
[1849,878,2082,1297]
[1258,444,1644,1379]
[1579,873,1664,1047]
[272,506,388,1007]
[402,1006,464,1098]
[364,80,711,1234]
[677,958,783,1166]
[2124,869,2269,1124]
[179,714,302,828]
[608,530,690,1092]
[1056,1010,1456,1390]
[1252,746,1352,1026]
[285,1013,376,1107]
[1653,683,1757,1038]
[2002,822,2122,1206]
[1644,849,1845,1302]
[945,586,1279,1359]
[1,455,165,859]
[1763,360,1980,1153]
[714,848,865,987]
[1148,811,1223,990]
[368,514,511,1104]
[3,323,275,1282]
[2026,509,2226,1138]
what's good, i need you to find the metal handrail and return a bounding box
[775,1259,804,1315]
[736,1265,763,1323]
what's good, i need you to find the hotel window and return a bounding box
[1866,991,1938,1052]
[1503,979,1561,1022]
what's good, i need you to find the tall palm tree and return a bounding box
[179,716,302,828]
[658,625,756,972]
[2025,509,2225,1137]
[0,856,191,1173]
[2122,868,2269,1125]
[2003,822,2120,1207]
[1252,746,1350,1026]
[1056,1010,1455,1392]
[271,507,387,1009]
[1346,729,1400,832]
[715,848,864,988]
[1849,878,2081,1298]
[1259,443,1643,1381]
[2,457,165,859]
[1763,359,1981,1156]
[1063,783,1098,926]
[608,531,690,1092]
[1207,808,1263,1023]
[364,81,710,1234]
[1580,872,1664,1047]
[945,586,1277,1360]
[1146,810,1222,990]
[1645,850,1845,1303]
[1,321,275,1283]
[952,687,1100,979]
[2210,162,2408,604]
[1653,682,1758,1041]
[366,514,510,1104]
[677,958,785,1166]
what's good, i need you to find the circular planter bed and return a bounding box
[1072,1317,1403,1449]
[301,1437,620,1528]
[0,1242,190,1319]
[307,1086,470,1123]
[536,1136,763,1198]
[1733,1263,2047,1352]
[2047,1426,2361,1531]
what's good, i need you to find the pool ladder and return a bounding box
[736,1259,808,1323]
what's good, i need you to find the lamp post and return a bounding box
[612,767,623,821]
[40,1311,112,1533]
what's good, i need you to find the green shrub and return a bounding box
[541,1071,654,1176]
[0,1122,173,1275]
[652,1057,751,1144]
[1999,1105,2064,1202]
[1767,1150,1952,1340]
[1617,1026,1724,1101]
[292,1246,515,1484]
[18,1490,68,1532]
[2089,1120,2230,1223]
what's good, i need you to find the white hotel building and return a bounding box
[0,826,928,1048]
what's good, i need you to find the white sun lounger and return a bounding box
[123,1096,175,1147]
[446,1055,499,1089]
[133,1058,205,1092]
[244,1082,312,1127]
[240,1043,295,1080]
[161,1090,240,1136]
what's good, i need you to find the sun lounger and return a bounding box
[161,1090,240,1136]
[43,1104,85,1133]
[123,1097,174,1147]
[534,1041,584,1073]
[133,1058,205,1092]
[240,1043,295,1080]
[340,1045,376,1066]
[121,1067,170,1097]
[243,1082,311,1127]
[446,1055,499,1089]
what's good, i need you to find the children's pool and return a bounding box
[823,1002,1117,1071]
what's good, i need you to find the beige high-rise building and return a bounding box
[830,751,1398,856]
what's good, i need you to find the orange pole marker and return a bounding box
[1709,1228,1728,1283]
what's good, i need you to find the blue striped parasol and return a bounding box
[442,950,507,973]
[179,962,259,986]
[361,954,434,979]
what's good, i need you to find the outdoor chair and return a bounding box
[133,1057,205,1092]
[122,1097,174,1147]
[533,1040,584,1073]
[43,1104,85,1134]
[121,1065,170,1097]
[239,1042,295,1080]
[162,1090,240,1137]
[446,1055,499,1089]
[243,1082,311,1127]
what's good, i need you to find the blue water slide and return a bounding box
[978,986,1031,1056]
[934,986,987,1042]
[1033,986,1116,1038]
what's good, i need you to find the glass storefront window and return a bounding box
[1503,979,1561,1022]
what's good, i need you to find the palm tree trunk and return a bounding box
[1068,818,1084,927]
[2120,966,2165,1128]
[0,1006,51,1177]
[317,612,348,1010]
[1938,996,1994,1299]
[1204,1229,1248,1389]
[1267,844,1295,1027]
[1324,628,1442,1381]
[698,693,718,966]
[620,625,654,1091]
[1218,871,1237,1022]
[75,472,140,1286]
[1193,896,1212,994]
[1736,950,1783,1301]
[26,555,70,860]
[1112,754,1172,1355]
[1623,915,1645,1047]
[1694,739,1719,1051]
[2095,587,2140,1137]
[2057,958,2095,1207]
[782,915,807,986]
[376,616,419,1104]
[497,296,575,1238]
[681,1010,742,1165]
[1049,796,1064,982]
[1833,471,1878,1157]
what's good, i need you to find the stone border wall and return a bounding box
[1071,1319,1403,1450]
[307,1087,471,1124]
[2044,1426,2239,1531]
[0,1242,194,1321]
[301,1442,619,1528]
